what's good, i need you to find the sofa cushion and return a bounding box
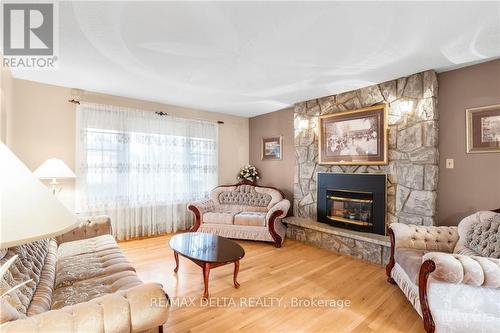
[465,213,500,258]
[456,247,481,256]
[0,239,50,316]
[51,270,142,310]
[395,248,426,284]
[55,252,135,289]
[210,184,283,212]
[26,239,58,316]
[203,210,240,225]
[57,234,118,259]
[53,235,141,310]
[55,235,135,289]
[0,299,25,324]
[234,212,266,227]
[216,185,272,207]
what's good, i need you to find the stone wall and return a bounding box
[294,71,439,227]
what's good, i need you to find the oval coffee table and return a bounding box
[169,232,245,298]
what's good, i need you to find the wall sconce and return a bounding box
[400,101,414,114]
[297,119,310,131]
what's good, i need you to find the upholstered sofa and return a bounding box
[188,182,290,247]
[386,210,500,333]
[0,216,169,333]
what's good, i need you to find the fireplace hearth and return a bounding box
[317,173,386,235]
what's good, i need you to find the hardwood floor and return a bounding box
[119,234,424,333]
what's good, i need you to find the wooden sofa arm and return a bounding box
[419,259,437,333]
[418,253,500,333]
[187,199,216,231]
[266,199,290,248]
[0,283,170,333]
[56,216,112,244]
[265,199,290,222]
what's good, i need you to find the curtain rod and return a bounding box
[68,99,224,124]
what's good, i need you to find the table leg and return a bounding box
[203,263,210,299]
[173,251,179,273]
[233,260,240,289]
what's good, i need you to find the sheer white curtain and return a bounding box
[75,103,218,240]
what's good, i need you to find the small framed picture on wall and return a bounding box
[466,104,500,153]
[261,136,283,160]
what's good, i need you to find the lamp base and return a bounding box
[49,178,62,195]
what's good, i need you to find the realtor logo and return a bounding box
[3,3,53,55]
[2,2,58,69]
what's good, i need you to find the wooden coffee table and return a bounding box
[169,232,245,298]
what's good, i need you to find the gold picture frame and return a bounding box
[261,136,283,160]
[466,104,500,153]
[318,104,388,165]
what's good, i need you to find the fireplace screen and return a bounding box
[327,189,373,230]
[318,173,386,235]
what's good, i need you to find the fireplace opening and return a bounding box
[327,189,373,233]
[317,173,386,235]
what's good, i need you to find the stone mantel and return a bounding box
[284,217,391,266]
[284,217,390,246]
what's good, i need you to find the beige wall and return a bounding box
[437,59,500,225]
[0,61,14,144]
[9,79,249,209]
[249,108,294,207]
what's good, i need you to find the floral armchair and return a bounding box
[386,209,500,333]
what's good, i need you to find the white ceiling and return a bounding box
[11,1,500,117]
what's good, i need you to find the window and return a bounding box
[75,103,218,240]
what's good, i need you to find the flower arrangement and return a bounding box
[237,165,260,183]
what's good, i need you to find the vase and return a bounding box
[238,179,256,186]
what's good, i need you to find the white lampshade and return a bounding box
[0,143,78,248]
[33,158,76,179]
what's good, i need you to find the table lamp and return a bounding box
[33,158,76,195]
[0,142,78,248]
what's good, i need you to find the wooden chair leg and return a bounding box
[419,260,437,333]
[386,228,396,284]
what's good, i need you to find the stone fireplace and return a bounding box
[293,70,439,228]
[284,70,438,265]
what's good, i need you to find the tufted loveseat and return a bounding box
[386,210,500,333]
[0,216,169,333]
[188,182,290,247]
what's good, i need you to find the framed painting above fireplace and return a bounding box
[318,104,388,165]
